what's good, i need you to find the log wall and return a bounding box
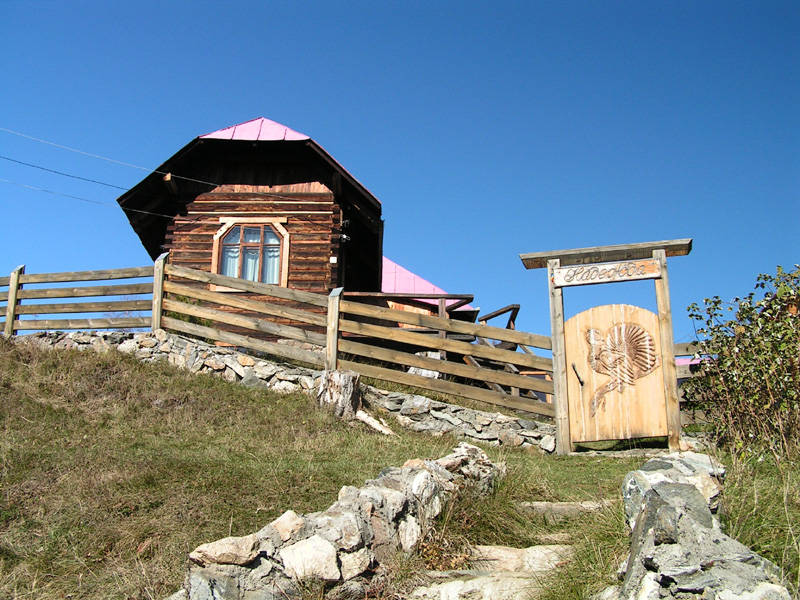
[164,182,339,295]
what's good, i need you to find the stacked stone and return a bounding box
[596,453,791,600]
[17,331,558,452]
[177,443,505,600]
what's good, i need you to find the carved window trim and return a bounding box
[210,217,290,291]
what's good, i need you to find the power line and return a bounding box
[0,155,128,190]
[0,127,341,230]
[0,178,174,219]
[1,126,227,189]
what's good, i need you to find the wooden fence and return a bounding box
[1,264,153,337]
[2,257,705,421]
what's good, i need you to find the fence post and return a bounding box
[326,287,344,371]
[151,252,169,332]
[3,265,25,338]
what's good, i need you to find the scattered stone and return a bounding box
[539,434,556,453]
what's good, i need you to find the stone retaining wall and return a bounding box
[599,453,791,600]
[17,330,557,452]
[177,442,504,600]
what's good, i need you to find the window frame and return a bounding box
[210,217,290,291]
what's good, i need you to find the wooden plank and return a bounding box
[552,258,661,288]
[654,249,682,452]
[339,338,555,394]
[162,317,324,368]
[674,342,700,357]
[0,276,10,287]
[326,288,343,370]
[15,300,152,315]
[520,238,693,270]
[3,265,24,338]
[14,317,151,330]
[163,281,327,327]
[16,283,153,300]
[162,298,326,346]
[340,299,552,350]
[164,263,327,307]
[338,359,555,418]
[548,259,571,454]
[152,253,168,331]
[18,267,153,284]
[338,318,554,371]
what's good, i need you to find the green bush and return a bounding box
[683,265,800,456]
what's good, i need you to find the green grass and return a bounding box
[716,450,800,596]
[0,337,644,599]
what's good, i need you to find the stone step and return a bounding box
[410,570,545,600]
[470,544,573,572]
[409,545,573,600]
[519,499,614,522]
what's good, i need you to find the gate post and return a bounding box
[547,259,572,454]
[326,287,344,371]
[3,265,25,338]
[653,249,682,452]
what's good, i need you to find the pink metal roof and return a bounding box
[382,257,447,295]
[382,257,472,309]
[199,117,310,142]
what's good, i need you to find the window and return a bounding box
[220,225,281,284]
[211,218,290,288]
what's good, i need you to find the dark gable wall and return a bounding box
[156,141,381,293]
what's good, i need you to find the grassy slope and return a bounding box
[0,338,642,599]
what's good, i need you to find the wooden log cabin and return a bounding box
[117,117,383,295]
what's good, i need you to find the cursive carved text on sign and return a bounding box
[553,258,661,288]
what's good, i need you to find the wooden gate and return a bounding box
[565,304,667,443]
[520,239,692,453]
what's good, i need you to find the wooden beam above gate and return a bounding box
[519,238,692,270]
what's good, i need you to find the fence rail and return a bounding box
[2,257,701,421]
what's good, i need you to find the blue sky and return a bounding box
[1,1,797,342]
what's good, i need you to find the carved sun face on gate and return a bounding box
[583,322,660,416]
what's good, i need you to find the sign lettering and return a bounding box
[553,259,661,288]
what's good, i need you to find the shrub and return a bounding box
[683,265,800,456]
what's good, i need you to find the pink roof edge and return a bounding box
[199,117,310,142]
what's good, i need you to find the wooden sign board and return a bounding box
[565,304,668,443]
[553,259,661,288]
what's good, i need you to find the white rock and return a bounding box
[539,435,556,453]
[398,515,422,552]
[279,535,340,581]
[118,339,137,354]
[339,547,373,581]
[189,533,260,566]
[270,510,305,542]
[271,380,301,394]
